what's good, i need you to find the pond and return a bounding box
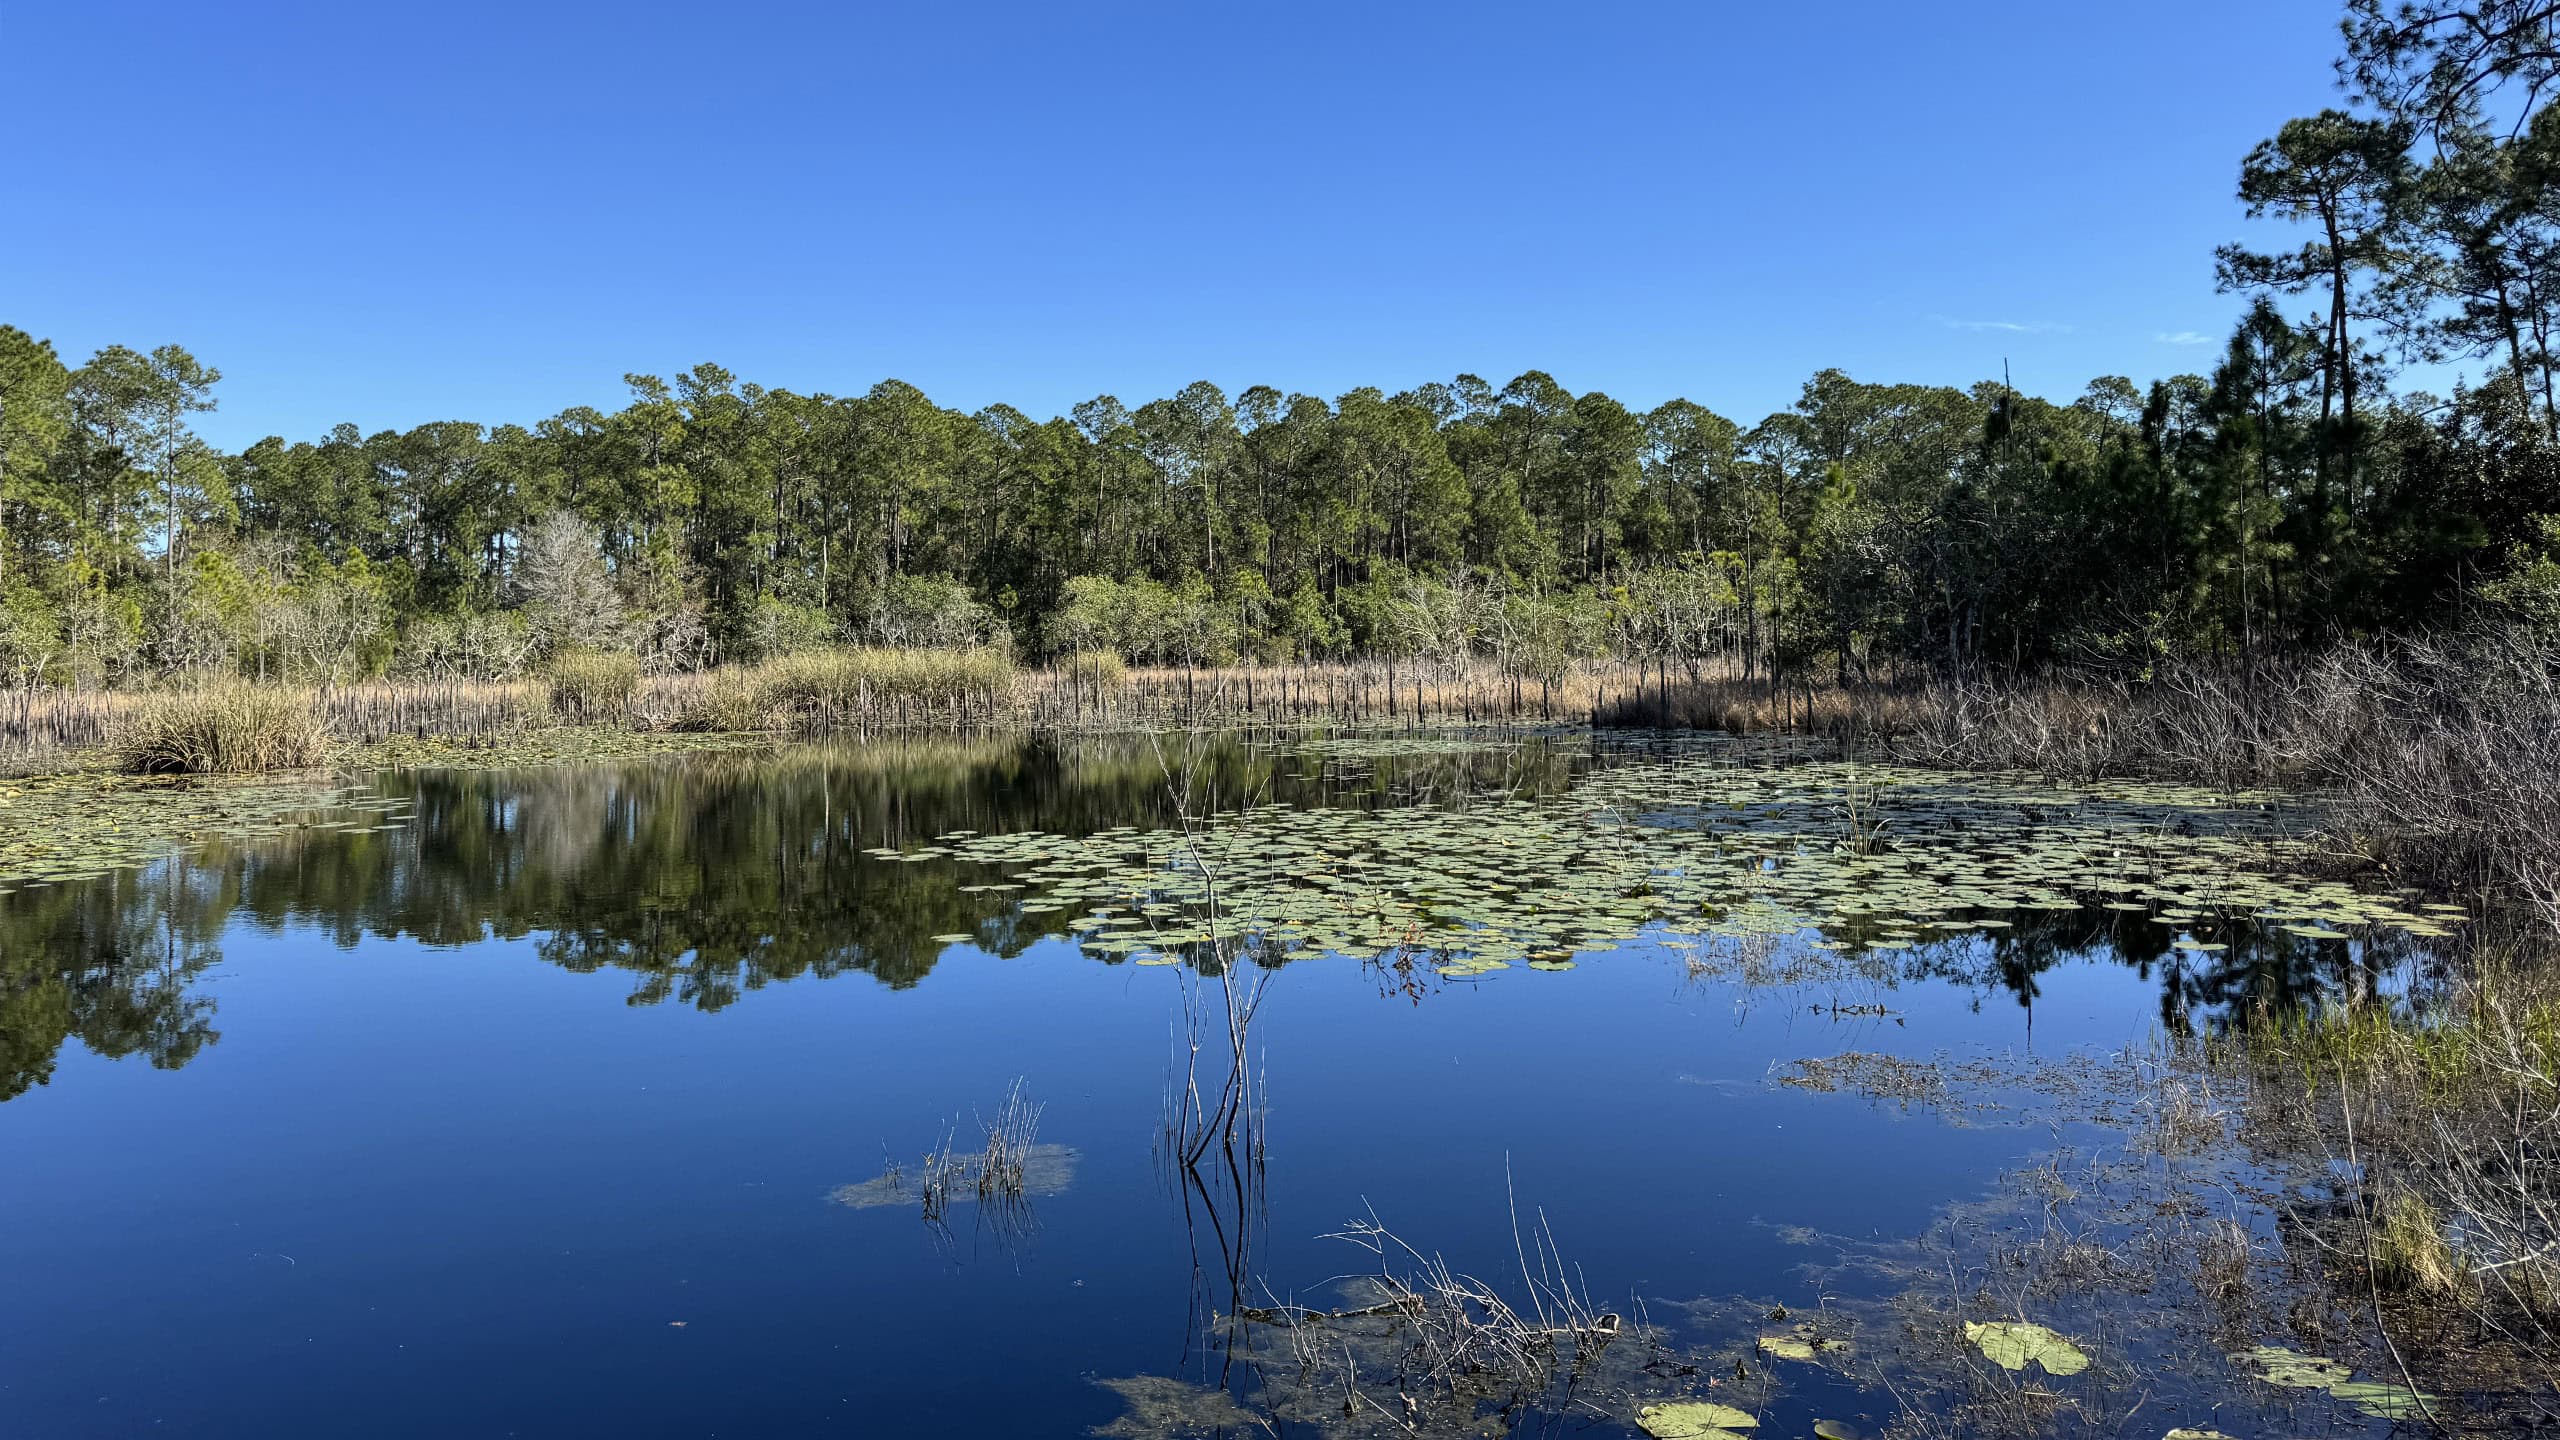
[0,731,2458,1437]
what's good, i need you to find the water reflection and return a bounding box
[0,731,2434,1103]
[1,866,224,1100]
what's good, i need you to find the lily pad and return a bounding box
[2227,1344,2351,1389]
[1964,1320,2089,1375]
[1636,1402,1759,1439]
[2328,1380,2434,1419]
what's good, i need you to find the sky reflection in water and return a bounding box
[0,734,2427,1437]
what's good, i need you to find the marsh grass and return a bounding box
[112,683,330,774]
[2370,1188,2466,1300]
[669,666,777,732]
[833,1078,1055,1236]
[2205,951,2560,1391]
[664,646,1020,732]
[544,649,640,724]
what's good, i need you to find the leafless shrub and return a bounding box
[2314,631,2560,934]
[1876,628,2560,939]
[515,510,628,656]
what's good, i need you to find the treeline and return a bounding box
[5,340,2552,689]
[6,1,2560,689]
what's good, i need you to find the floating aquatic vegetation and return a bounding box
[2226,1346,2432,1419]
[1087,1375,1261,1439]
[916,752,2461,974]
[1757,1325,1848,1361]
[2327,1379,2436,1419]
[0,771,413,887]
[1963,1319,2090,1375]
[0,728,774,889]
[1636,1400,1760,1438]
[2226,1343,2350,1389]
[347,727,773,773]
[1777,1052,1950,1107]
[1285,734,1524,761]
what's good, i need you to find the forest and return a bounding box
[5,2,2560,693]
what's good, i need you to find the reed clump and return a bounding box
[544,649,640,724]
[974,1077,1043,1200]
[743,646,1016,730]
[671,666,778,732]
[113,683,330,774]
[2370,1188,2466,1300]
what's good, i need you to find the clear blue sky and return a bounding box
[8,0,2347,450]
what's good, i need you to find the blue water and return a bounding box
[0,736,2339,1438]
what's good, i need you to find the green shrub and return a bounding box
[545,649,640,723]
[115,684,329,774]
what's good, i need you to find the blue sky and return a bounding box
[8,0,2346,449]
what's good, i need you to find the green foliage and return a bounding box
[2481,513,2560,636]
[743,597,835,661]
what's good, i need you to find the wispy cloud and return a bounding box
[2154,330,2213,346]
[1938,317,2073,335]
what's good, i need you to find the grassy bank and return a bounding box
[14,634,2559,952]
[0,652,1679,777]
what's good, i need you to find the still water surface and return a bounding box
[0,733,2419,1437]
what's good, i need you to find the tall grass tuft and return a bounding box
[756,646,1015,729]
[672,666,777,732]
[545,649,640,724]
[114,683,330,774]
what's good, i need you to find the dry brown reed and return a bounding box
[975,1076,1044,1201]
[544,649,640,725]
[112,683,330,774]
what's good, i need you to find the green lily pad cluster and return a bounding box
[2228,1345,2434,1419]
[901,755,2462,969]
[1280,734,1525,761]
[0,772,411,890]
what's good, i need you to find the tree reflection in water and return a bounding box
[0,730,2426,1102]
